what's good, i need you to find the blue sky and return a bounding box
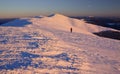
[0,0,120,18]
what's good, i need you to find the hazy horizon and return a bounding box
[0,0,120,18]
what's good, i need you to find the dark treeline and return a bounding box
[93,30,120,40]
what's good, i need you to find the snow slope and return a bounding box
[29,14,116,35]
[0,14,120,74]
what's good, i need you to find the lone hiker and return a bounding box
[70,27,73,33]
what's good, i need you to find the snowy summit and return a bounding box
[0,14,120,74]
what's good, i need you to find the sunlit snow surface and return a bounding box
[0,14,120,74]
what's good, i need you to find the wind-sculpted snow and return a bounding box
[0,14,120,74]
[1,18,32,27]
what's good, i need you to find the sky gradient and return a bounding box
[0,0,120,18]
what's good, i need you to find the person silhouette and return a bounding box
[70,27,72,33]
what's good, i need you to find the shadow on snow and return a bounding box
[0,52,40,70]
[0,19,32,27]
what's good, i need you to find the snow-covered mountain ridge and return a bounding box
[3,14,117,35]
[0,14,120,74]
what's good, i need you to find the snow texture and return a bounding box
[0,14,120,74]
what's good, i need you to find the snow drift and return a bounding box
[0,14,120,74]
